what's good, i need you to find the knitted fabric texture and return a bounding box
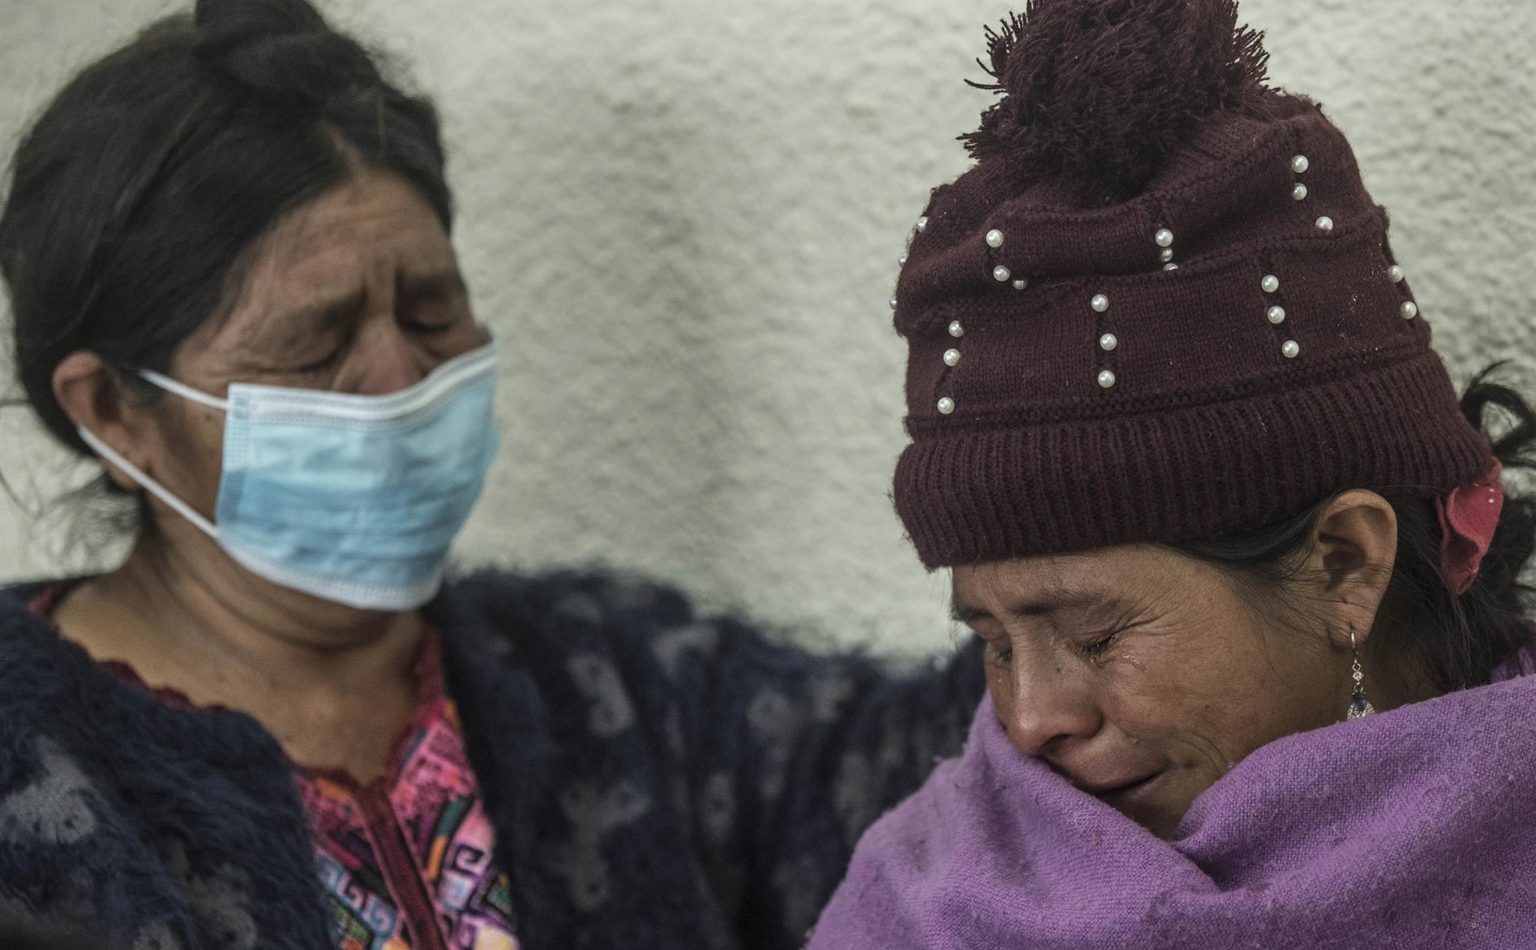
[891,0,1491,568]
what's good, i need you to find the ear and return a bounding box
[1301,489,1398,649]
[52,351,158,492]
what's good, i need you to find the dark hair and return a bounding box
[0,0,451,459]
[1175,364,1536,692]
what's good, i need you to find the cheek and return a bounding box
[1102,609,1338,774]
[151,399,228,509]
[1098,622,1262,764]
[983,659,1012,716]
[434,316,488,357]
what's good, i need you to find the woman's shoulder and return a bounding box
[440,566,696,617]
[0,580,331,946]
[0,579,56,617]
[432,566,833,736]
[434,567,715,659]
[0,579,89,697]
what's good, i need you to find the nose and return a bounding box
[993,650,1101,759]
[351,324,428,395]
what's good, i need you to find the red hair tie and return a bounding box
[1435,459,1504,596]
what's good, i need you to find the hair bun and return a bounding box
[963,0,1272,202]
[193,0,379,107]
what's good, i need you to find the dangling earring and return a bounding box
[1347,627,1376,720]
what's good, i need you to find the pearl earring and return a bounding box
[1347,627,1376,720]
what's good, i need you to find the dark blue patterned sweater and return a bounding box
[0,570,982,949]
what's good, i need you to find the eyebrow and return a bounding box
[254,285,369,352]
[949,584,1101,624]
[397,269,469,302]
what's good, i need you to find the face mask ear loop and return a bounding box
[139,369,230,412]
[75,426,221,540]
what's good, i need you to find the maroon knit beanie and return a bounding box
[891,0,1493,569]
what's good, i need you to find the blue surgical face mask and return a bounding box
[76,343,500,611]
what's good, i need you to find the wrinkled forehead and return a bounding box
[950,545,1192,622]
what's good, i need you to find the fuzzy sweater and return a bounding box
[0,570,982,950]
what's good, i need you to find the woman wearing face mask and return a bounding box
[810,0,1536,946]
[0,2,983,947]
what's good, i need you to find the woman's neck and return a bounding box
[52,533,426,782]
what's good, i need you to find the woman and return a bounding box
[0,2,982,948]
[811,0,1536,946]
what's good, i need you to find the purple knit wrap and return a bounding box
[810,646,1536,949]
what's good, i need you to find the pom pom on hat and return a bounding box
[964,0,1273,204]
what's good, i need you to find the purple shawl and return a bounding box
[810,647,1536,949]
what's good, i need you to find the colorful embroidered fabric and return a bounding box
[28,587,518,950]
[297,638,520,950]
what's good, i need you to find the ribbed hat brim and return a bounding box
[894,350,1489,568]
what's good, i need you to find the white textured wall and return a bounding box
[2,0,1533,654]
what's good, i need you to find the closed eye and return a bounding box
[1079,629,1122,661]
[402,317,457,334]
[294,344,345,374]
[396,269,470,335]
[974,630,1013,666]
